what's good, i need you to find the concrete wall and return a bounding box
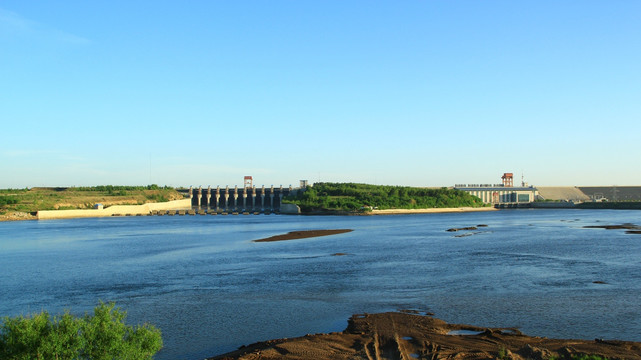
[279,203,301,214]
[578,186,641,201]
[530,202,576,208]
[37,199,192,220]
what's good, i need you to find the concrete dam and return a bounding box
[189,185,293,212]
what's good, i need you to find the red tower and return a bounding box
[501,173,514,187]
[244,176,253,189]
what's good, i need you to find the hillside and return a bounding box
[0,186,184,221]
[284,183,488,213]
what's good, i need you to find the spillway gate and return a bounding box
[189,185,292,213]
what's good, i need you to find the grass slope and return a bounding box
[0,185,184,216]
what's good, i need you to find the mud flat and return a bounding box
[253,229,353,242]
[210,312,641,360]
[370,207,496,215]
[583,223,641,230]
[584,223,641,234]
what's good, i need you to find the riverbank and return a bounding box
[0,211,37,221]
[1,205,498,221]
[210,312,641,360]
[370,206,497,215]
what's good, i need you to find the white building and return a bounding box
[455,173,539,205]
[455,185,539,204]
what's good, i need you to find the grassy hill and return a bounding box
[0,185,184,219]
[284,183,487,213]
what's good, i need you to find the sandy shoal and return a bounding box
[370,207,497,215]
[253,229,353,242]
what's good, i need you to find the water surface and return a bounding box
[1,209,640,359]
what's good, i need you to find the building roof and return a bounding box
[455,186,537,191]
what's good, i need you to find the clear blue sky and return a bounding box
[1,1,639,188]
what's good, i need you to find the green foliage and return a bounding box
[548,355,608,360]
[0,302,162,360]
[0,196,19,207]
[145,194,169,203]
[74,185,172,192]
[497,346,508,359]
[0,188,29,194]
[285,183,487,212]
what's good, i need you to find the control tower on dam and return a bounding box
[189,183,293,212]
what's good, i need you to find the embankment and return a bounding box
[36,199,192,220]
[537,187,591,202]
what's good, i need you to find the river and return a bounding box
[1,209,640,359]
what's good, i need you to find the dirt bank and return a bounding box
[253,229,353,242]
[0,211,37,222]
[210,312,641,360]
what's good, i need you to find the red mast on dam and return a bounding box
[501,173,514,187]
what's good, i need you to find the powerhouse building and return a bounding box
[455,173,539,205]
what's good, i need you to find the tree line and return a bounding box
[74,185,173,192]
[284,182,486,212]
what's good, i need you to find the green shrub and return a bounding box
[0,196,19,207]
[145,194,169,203]
[0,302,162,360]
[549,355,608,360]
[497,346,508,359]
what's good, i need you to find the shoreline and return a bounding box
[209,311,641,360]
[369,206,497,215]
[1,205,497,222]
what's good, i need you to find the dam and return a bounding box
[189,185,293,212]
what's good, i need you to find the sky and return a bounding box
[1,1,640,188]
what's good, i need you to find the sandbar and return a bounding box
[370,207,496,215]
[210,312,641,360]
[252,229,353,242]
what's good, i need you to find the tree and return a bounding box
[0,302,162,360]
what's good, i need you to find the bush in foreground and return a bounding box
[0,302,162,360]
